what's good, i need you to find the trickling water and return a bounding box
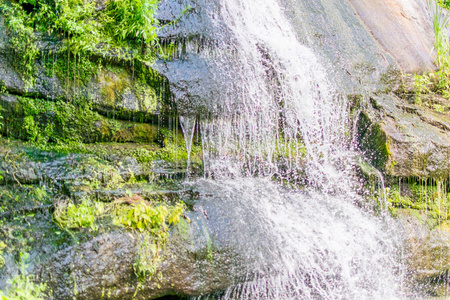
[180,115,197,176]
[161,0,408,298]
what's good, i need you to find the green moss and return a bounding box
[100,69,130,106]
[75,156,125,190]
[357,113,394,172]
[387,181,450,227]
[44,51,99,86]
[0,95,162,151]
[135,80,158,112]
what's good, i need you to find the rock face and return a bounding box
[398,209,450,297]
[0,15,171,122]
[348,0,436,73]
[36,219,245,300]
[357,93,450,179]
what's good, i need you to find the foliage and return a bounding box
[16,96,119,152]
[104,0,159,46]
[0,241,6,268]
[413,0,450,111]
[387,182,450,221]
[113,200,185,234]
[53,199,103,230]
[0,253,46,300]
[413,73,431,105]
[0,3,39,89]
[133,234,159,281]
[53,196,185,234]
[439,0,450,9]
[0,0,191,88]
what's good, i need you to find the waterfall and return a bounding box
[159,0,407,298]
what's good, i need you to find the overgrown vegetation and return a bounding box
[0,0,167,88]
[0,253,47,300]
[0,241,6,268]
[4,95,164,152]
[53,196,185,234]
[53,196,186,281]
[439,0,450,9]
[412,0,450,112]
[387,181,450,225]
[53,199,103,230]
[16,96,114,152]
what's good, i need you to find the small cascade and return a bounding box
[159,0,408,298]
[180,115,197,177]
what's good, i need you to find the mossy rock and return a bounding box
[356,94,450,178]
[398,209,450,287]
[0,13,173,122]
[0,94,159,144]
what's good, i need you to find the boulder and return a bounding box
[357,93,450,178]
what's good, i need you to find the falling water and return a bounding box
[161,0,407,298]
[180,115,197,177]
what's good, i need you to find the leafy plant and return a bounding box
[133,234,159,281]
[439,0,450,9]
[0,0,191,88]
[53,196,185,234]
[53,199,103,230]
[0,253,46,300]
[0,4,40,89]
[104,0,159,45]
[413,73,431,105]
[413,0,450,109]
[113,200,184,234]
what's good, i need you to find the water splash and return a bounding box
[189,178,404,300]
[159,0,408,298]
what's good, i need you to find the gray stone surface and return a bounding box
[348,0,436,73]
[357,93,450,178]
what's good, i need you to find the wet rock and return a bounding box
[357,94,450,178]
[0,14,169,121]
[398,209,450,295]
[0,94,160,143]
[35,211,244,300]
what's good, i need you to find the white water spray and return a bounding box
[171,0,407,298]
